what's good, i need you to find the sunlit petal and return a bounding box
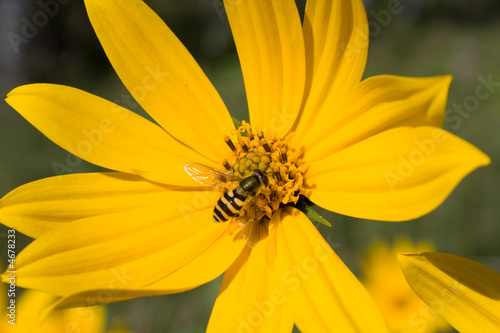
[6,84,215,186]
[224,0,305,137]
[207,222,293,333]
[38,226,247,310]
[0,172,197,238]
[1,190,243,297]
[301,75,452,162]
[84,0,234,161]
[398,252,500,332]
[269,207,388,332]
[306,127,490,221]
[294,0,368,139]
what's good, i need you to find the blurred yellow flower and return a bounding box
[0,0,490,331]
[0,284,117,333]
[362,238,450,333]
[399,251,500,332]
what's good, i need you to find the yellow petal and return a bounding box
[0,172,200,238]
[224,0,305,137]
[6,84,215,186]
[2,190,240,296]
[301,75,452,162]
[207,222,293,333]
[398,252,500,332]
[38,225,247,310]
[306,127,490,221]
[84,0,234,161]
[269,207,388,332]
[144,221,246,292]
[294,0,368,139]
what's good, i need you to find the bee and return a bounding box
[184,163,269,222]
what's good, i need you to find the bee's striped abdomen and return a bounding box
[213,189,247,222]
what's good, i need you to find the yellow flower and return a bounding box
[0,283,130,333]
[361,237,450,333]
[398,252,500,332]
[0,0,490,331]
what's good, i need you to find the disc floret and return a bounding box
[223,121,305,222]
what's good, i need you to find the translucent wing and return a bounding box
[184,163,241,190]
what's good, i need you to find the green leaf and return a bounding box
[295,197,332,227]
[232,117,242,129]
[304,205,332,227]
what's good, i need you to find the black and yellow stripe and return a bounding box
[213,189,246,222]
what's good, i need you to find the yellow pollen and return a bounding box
[223,121,305,223]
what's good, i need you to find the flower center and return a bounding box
[222,121,304,223]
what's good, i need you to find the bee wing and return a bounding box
[184,163,241,190]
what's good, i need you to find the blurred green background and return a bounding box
[0,0,499,332]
